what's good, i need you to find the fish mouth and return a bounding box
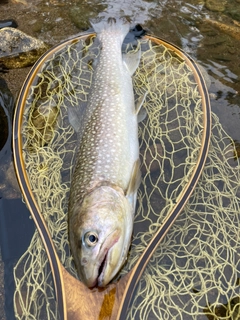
[97,250,109,286]
[86,253,108,288]
[97,229,121,287]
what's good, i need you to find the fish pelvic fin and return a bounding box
[126,159,141,209]
[135,91,148,122]
[91,17,130,43]
[123,47,141,76]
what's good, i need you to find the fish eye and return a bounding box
[84,231,98,247]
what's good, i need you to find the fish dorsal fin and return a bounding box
[122,48,141,76]
[126,159,141,209]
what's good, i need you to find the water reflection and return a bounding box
[98,0,164,23]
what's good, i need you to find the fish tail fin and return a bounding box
[91,17,130,43]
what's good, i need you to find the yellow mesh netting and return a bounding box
[13,34,240,319]
[124,111,240,319]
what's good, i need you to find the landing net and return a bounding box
[13,33,240,319]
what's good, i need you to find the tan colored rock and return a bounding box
[0,27,50,68]
[205,0,227,12]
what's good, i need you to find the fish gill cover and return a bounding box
[13,30,240,320]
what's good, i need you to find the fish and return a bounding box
[68,17,143,288]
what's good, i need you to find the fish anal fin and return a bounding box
[123,48,141,76]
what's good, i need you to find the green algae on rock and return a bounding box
[205,0,227,12]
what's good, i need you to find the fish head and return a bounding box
[69,185,134,288]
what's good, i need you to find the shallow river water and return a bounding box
[0,0,240,319]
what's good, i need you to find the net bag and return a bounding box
[12,32,240,320]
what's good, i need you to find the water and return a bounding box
[0,0,239,136]
[0,0,240,319]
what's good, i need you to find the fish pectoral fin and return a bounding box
[122,47,141,76]
[126,159,141,209]
[135,91,148,122]
[137,107,147,123]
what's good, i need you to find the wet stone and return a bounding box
[0,19,18,29]
[0,27,50,68]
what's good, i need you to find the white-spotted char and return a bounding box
[68,17,142,288]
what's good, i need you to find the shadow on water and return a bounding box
[0,0,240,319]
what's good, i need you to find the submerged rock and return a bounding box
[203,18,240,41]
[226,8,240,22]
[69,3,107,30]
[205,0,227,12]
[0,27,50,68]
